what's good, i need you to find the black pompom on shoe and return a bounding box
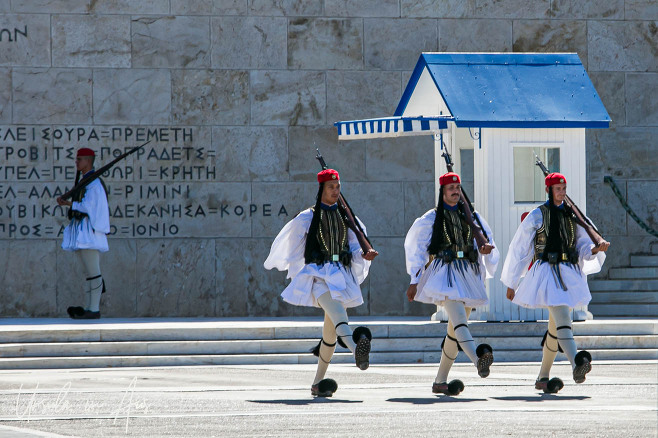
[432,379,464,396]
[311,378,338,397]
[476,343,494,378]
[573,351,592,384]
[535,377,564,394]
[67,306,85,319]
[352,326,372,371]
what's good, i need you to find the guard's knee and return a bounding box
[441,334,463,352]
[86,274,104,292]
[541,330,563,353]
[310,338,337,357]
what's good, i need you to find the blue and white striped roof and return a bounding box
[335,116,449,140]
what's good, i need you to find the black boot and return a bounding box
[352,326,372,371]
[573,351,592,383]
[476,343,494,378]
[311,378,338,397]
[71,310,100,320]
[535,377,564,394]
[432,379,464,396]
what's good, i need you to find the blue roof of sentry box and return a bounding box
[394,53,610,128]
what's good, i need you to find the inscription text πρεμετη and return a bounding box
[0,125,292,239]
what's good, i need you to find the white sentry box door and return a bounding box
[474,127,589,322]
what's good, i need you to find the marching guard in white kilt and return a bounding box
[264,168,378,397]
[502,172,610,393]
[405,172,499,396]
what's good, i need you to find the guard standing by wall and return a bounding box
[56,148,110,320]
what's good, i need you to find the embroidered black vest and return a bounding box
[306,207,352,266]
[429,208,478,263]
[534,204,578,264]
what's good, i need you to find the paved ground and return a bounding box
[0,361,655,437]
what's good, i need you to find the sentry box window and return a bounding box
[514,147,560,203]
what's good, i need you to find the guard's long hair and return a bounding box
[427,186,467,254]
[304,183,325,263]
[543,186,576,255]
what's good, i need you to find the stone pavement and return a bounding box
[0,361,655,437]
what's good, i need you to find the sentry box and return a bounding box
[335,53,610,322]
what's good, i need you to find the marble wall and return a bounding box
[0,0,656,317]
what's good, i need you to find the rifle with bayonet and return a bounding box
[534,152,606,246]
[59,140,151,201]
[315,148,376,256]
[441,149,490,249]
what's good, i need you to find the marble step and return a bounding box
[0,348,655,370]
[589,291,658,304]
[589,304,658,317]
[1,318,655,369]
[651,242,658,255]
[631,255,658,267]
[1,319,657,344]
[608,267,658,279]
[588,279,658,291]
[1,335,655,359]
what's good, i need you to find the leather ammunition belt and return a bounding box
[432,248,478,264]
[539,251,578,265]
[308,251,352,267]
[68,209,88,220]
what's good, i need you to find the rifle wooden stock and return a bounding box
[564,196,606,246]
[338,193,374,253]
[66,170,82,220]
[460,199,489,249]
[534,155,605,246]
[315,148,375,254]
[60,140,151,201]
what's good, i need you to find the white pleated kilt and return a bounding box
[415,259,488,307]
[61,218,109,252]
[281,262,364,308]
[512,261,592,309]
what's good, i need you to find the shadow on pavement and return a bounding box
[248,399,363,406]
[492,395,590,402]
[387,397,486,404]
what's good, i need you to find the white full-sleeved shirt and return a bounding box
[61,175,110,252]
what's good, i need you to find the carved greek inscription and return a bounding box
[0,125,289,239]
[0,25,27,43]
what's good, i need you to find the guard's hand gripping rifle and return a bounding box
[534,153,606,247]
[59,140,151,201]
[315,148,376,256]
[441,149,490,249]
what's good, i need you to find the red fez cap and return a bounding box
[439,172,461,186]
[76,148,95,157]
[317,169,339,184]
[545,172,566,187]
